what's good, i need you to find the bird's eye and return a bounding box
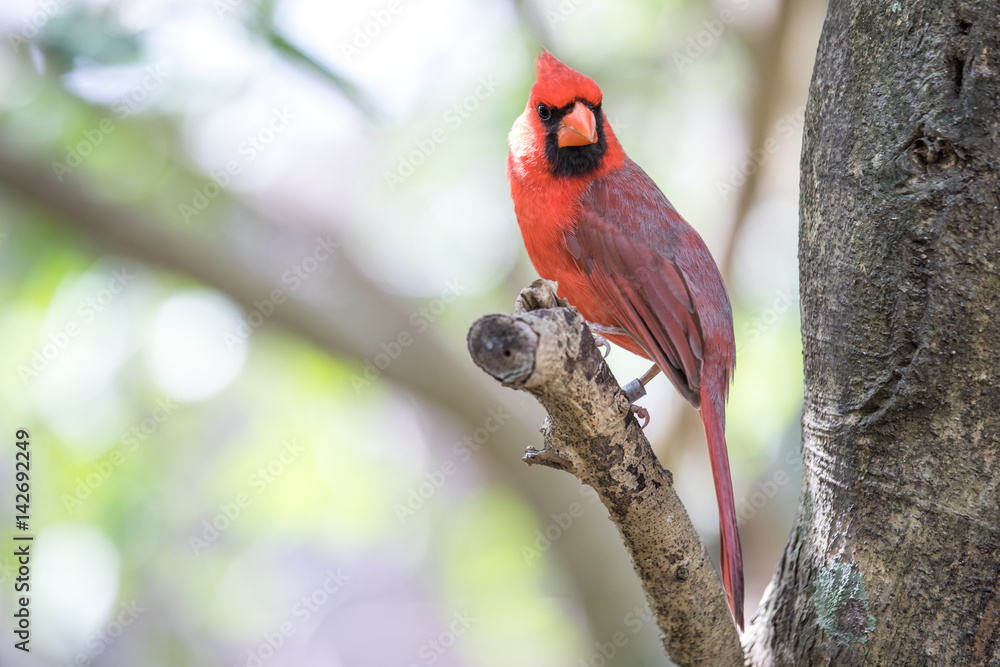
[536,104,551,121]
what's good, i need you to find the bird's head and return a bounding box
[509,50,620,179]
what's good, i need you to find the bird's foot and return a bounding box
[624,364,661,402]
[593,334,611,358]
[623,363,660,428]
[587,322,627,359]
[630,404,650,428]
[587,322,629,338]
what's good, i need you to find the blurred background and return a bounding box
[0,0,824,664]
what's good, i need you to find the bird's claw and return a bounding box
[593,334,611,358]
[588,322,630,359]
[631,404,650,429]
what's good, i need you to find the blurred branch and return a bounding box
[468,280,745,667]
[250,0,379,121]
[720,0,793,278]
[0,149,501,445]
[0,147,663,665]
[266,31,380,121]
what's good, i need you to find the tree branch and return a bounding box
[468,279,745,667]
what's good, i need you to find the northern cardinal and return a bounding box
[507,50,743,630]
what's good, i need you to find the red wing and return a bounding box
[568,163,744,629]
[566,175,707,407]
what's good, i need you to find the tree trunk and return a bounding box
[749,0,1000,664]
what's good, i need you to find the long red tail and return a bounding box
[699,384,744,631]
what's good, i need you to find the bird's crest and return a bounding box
[531,49,603,109]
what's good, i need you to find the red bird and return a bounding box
[507,50,744,630]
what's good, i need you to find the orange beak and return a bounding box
[557,102,598,147]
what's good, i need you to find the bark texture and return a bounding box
[748,1,1000,664]
[468,280,744,667]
